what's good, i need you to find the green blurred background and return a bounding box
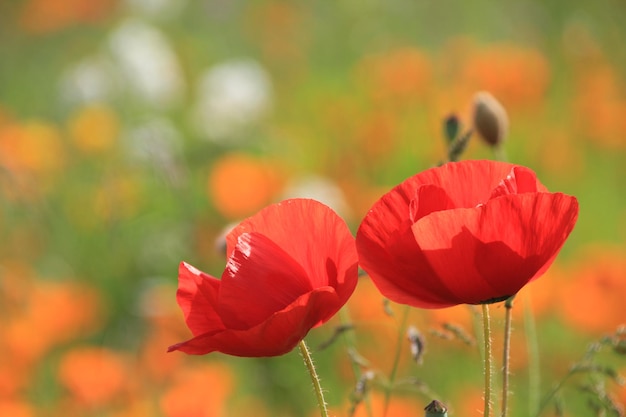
[1,0,625,416]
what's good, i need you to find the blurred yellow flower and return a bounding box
[68,104,120,154]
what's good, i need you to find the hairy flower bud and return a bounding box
[424,400,448,416]
[472,91,509,146]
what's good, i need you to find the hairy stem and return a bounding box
[501,296,516,417]
[483,304,493,417]
[299,340,328,417]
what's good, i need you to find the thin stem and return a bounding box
[493,145,507,162]
[340,307,374,417]
[299,340,328,417]
[383,304,411,417]
[534,371,575,417]
[482,304,493,417]
[524,296,540,417]
[501,295,516,417]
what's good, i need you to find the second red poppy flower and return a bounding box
[356,160,579,309]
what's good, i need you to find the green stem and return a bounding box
[501,296,516,417]
[383,304,411,417]
[482,304,493,417]
[493,145,507,162]
[524,297,540,417]
[340,307,374,417]
[299,340,328,417]
[534,371,575,417]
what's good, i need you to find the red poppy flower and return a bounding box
[168,198,358,357]
[356,160,579,309]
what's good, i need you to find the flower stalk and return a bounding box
[383,305,411,416]
[482,304,493,417]
[299,340,329,417]
[501,295,516,417]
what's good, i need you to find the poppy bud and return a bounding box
[443,113,460,143]
[424,400,448,416]
[472,91,508,146]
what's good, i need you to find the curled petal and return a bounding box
[176,262,225,336]
[488,165,545,200]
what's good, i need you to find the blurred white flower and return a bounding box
[191,58,273,143]
[281,175,351,219]
[108,18,185,109]
[59,54,119,105]
[123,0,187,20]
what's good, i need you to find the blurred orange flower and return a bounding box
[457,44,550,108]
[4,281,101,366]
[57,347,129,407]
[452,386,485,416]
[247,1,307,66]
[160,363,234,417]
[68,104,120,155]
[572,64,626,149]
[208,153,283,219]
[558,246,626,334]
[0,400,34,417]
[357,47,433,105]
[354,111,398,162]
[328,392,426,417]
[19,0,116,34]
[0,121,65,176]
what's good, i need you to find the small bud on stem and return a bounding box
[424,400,448,417]
[472,91,509,147]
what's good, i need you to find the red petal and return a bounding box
[226,199,357,300]
[176,262,225,336]
[168,287,339,356]
[409,184,456,223]
[411,192,579,303]
[217,232,314,330]
[397,160,546,208]
[488,165,545,200]
[356,183,463,308]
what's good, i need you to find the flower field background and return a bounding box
[1,0,626,416]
